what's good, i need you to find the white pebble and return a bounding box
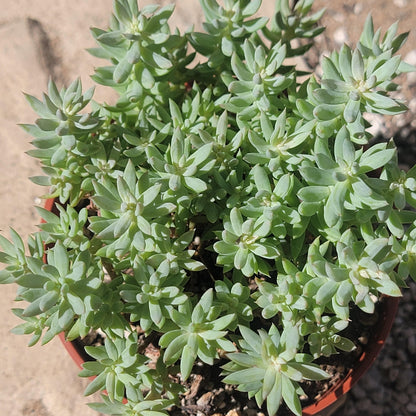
[353,3,363,14]
[334,28,348,46]
[393,0,408,6]
[405,50,416,85]
[365,113,386,137]
[225,411,242,416]
[408,98,416,114]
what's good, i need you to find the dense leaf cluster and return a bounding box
[1,1,415,415]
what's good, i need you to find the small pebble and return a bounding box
[366,114,386,137]
[403,291,413,302]
[358,335,369,345]
[406,384,416,396]
[397,369,415,390]
[369,404,384,414]
[226,410,242,416]
[372,390,385,404]
[353,3,363,14]
[345,407,358,416]
[408,335,416,354]
[409,99,416,116]
[404,49,416,85]
[405,49,416,67]
[197,392,213,407]
[395,391,410,405]
[352,386,367,400]
[243,409,257,416]
[407,402,416,413]
[397,348,410,362]
[365,369,381,391]
[212,389,226,408]
[389,368,400,382]
[333,28,348,46]
[359,398,372,411]
[380,357,394,369]
[393,0,408,6]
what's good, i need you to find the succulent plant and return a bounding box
[1,1,415,415]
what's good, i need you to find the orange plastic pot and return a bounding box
[43,199,399,415]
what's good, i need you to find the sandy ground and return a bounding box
[0,1,415,416]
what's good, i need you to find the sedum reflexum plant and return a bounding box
[1,0,415,415]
